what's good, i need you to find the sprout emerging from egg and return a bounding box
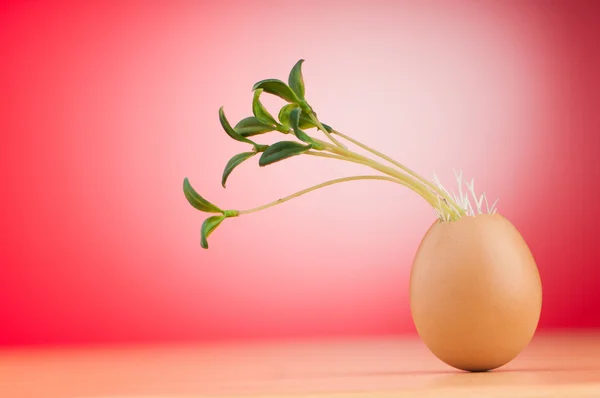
[182,60,542,372]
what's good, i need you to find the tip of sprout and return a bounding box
[431,169,499,221]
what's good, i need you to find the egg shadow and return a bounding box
[422,365,600,389]
[278,369,458,380]
[270,363,600,382]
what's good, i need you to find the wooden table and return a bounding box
[2,331,600,397]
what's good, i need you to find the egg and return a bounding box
[409,213,542,372]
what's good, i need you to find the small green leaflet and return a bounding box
[252,79,299,104]
[299,113,318,129]
[288,59,306,100]
[278,104,322,130]
[219,107,256,145]
[252,89,279,126]
[289,107,316,145]
[183,178,223,213]
[201,215,225,249]
[278,104,299,128]
[259,141,311,166]
[234,116,274,137]
[221,151,256,188]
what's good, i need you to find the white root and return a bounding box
[431,169,500,221]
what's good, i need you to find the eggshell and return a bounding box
[409,213,542,372]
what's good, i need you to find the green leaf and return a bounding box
[252,89,279,126]
[278,103,299,128]
[289,107,315,145]
[298,111,334,132]
[252,79,300,103]
[183,177,223,213]
[259,141,311,166]
[299,113,317,129]
[278,104,316,130]
[201,215,225,249]
[288,59,306,99]
[234,116,275,137]
[219,107,255,145]
[221,151,256,188]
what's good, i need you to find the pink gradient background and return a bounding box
[1,0,599,346]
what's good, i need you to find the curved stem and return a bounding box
[332,129,465,216]
[238,175,404,216]
[305,152,441,210]
[305,150,369,165]
[310,139,455,216]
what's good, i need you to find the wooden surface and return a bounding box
[2,331,600,397]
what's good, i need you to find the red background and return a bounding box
[1,0,599,346]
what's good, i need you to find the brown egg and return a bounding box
[409,213,542,372]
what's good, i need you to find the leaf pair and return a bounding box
[229,59,308,140]
[219,107,270,187]
[230,89,291,139]
[183,177,238,249]
[220,107,262,148]
[252,59,307,107]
